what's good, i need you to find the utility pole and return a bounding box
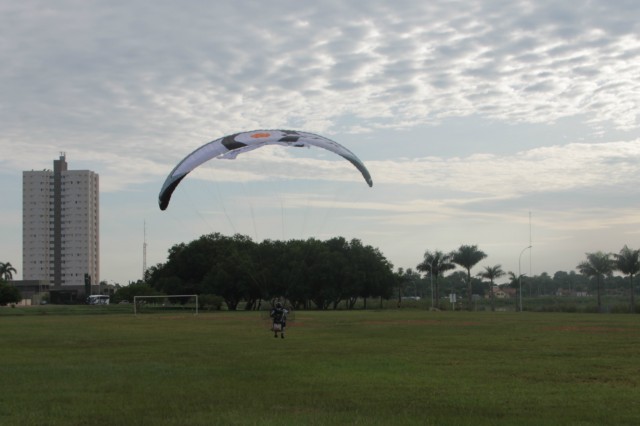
[519,245,532,312]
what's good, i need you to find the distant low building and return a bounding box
[555,288,590,297]
[555,288,573,297]
[9,280,49,303]
[487,286,515,299]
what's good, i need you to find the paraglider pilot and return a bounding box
[270,302,288,339]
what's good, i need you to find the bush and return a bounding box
[534,303,578,313]
[199,294,224,311]
[583,304,601,313]
[610,304,633,314]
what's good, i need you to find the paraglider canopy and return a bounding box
[158,130,373,210]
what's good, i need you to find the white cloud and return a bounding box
[369,140,640,196]
[2,0,640,283]
[3,0,639,146]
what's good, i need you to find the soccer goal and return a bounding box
[133,295,198,315]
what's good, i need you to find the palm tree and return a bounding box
[478,265,505,312]
[0,262,17,281]
[451,245,487,310]
[506,271,526,311]
[577,251,613,313]
[417,250,455,309]
[395,267,409,306]
[613,245,640,313]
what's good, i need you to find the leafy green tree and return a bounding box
[307,243,336,310]
[147,233,255,310]
[226,235,263,310]
[113,281,161,303]
[577,251,614,312]
[403,268,424,298]
[451,245,487,310]
[440,270,466,292]
[357,241,394,309]
[478,265,505,312]
[394,268,406,306]
[202,269,241,310]
[417,250,455,309]
[393,268,410,305]
[0,262,17,281]
[202,238,257,311]
[530,272,554,296]
[156,276,186,296]
[613,245,640,313]
[319,237,350,309]
[278,239,313,309]
[147,233,395,310]
[0,280,21,305]
[553,271,577,293]
[507,271,524,310]
[255,239,292,301]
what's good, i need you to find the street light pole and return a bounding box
[519,245,532,312]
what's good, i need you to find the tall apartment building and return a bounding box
[23,154,99,298]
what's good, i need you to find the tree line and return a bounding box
[2,239,638,313]
[576,247,640,313]
[403,245,640,313]
[144,233,396,310]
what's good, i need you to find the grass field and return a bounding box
[1,307,640,425]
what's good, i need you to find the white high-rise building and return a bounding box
[22,154,99,297]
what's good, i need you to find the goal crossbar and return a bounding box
[134,294,198,315]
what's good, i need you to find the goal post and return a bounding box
[133,294,199,315]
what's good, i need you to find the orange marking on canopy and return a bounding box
[251,132,271,139]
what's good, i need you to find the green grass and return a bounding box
[1,308,640,425]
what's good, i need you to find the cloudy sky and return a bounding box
[2,0,639,285]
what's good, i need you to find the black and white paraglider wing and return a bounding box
[158,130,373,211]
